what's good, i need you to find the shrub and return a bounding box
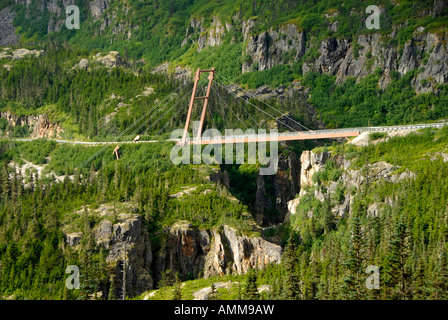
[369,132,387,141]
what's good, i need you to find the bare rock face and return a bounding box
[199,16,226,52]
[299,150,331,195]
[97,214,153,298]
[209,170,230,189]
[95,51,123,68]
[90,0,110,20]
[0,7,20,46]
[254,150,300,225]
[66,232,83,246]
[154,222,282,284]
[254,175,271,225]
[289,149,417,219]
[31,114,63,139]
[74,58,89,70]
[0,112,62,138]
[63,204,153,299]
[433,0,448,16]
[414,33,448,93]
[154,221,208,283]
[243,24,306,73]
[203,225,282,277]
[12,48,44,60]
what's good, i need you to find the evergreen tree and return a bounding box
[342,216,366,299]
[243,269,259,300]
[172,275,182,300]
[209,283,218,300]
[281,232,301,300]
[385,216,412,300]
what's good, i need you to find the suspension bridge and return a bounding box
[4,68,447,167]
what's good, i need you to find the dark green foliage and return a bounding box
[281,233,301,300]
[384,216,412,299]
[369,132,387,141]
[312,160,343,184]
[172,274,183,300]
[243,269,259,300]
[0,139,256,299]
[302,71,448,128]
[341,216,366,299]
[285,127,448,300]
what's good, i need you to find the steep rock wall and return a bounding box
[0,111,63,138]
[154,221,282,284]
[288,150,417,218]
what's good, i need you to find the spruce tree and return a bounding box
[243,269,259,300]
[172,274,182,300]
[209,283,218,300]
[342,216,365,299]
[281,232,301,300]
[385,216,412,299]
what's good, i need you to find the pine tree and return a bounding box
[243,269,259,300]
[385,216,412,300]
[108,276,116,300]
[342,216,365,299]
[281,232,301,300]
[209,283,218,300]
[172,274,182,300]
[431,241,448,299]
[0,162,10,202]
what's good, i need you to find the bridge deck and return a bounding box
[182,122,448,145]
[5,122,446,146]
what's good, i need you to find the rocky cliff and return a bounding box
[0,111,63,138]
[154,221,282,285]
[177,5,448,94]
[64,205,153,299]
[64,205,282,297]
[0,7,20,46]
[288,148,417,219]
[3,1,447,96]
[255,147,300,226]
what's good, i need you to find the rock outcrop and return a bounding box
[178,12,448,94]
[288,149,417,219]
[0,48,44,61]
[65,207,153,299]
[154,221,282,284]
[31,114,64,139]
[209,170,230,189]
[182,16,228,52]
[96,214,153,298]
[94,51,123,68]
[0,7,20,46]
[89,0,110,20]
[255,148,300,225]
[0,112,63,139]
[243,24,306,73]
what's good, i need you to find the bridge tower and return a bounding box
[181,68,215,145]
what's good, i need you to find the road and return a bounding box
[2,121,447,146]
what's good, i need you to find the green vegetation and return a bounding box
[0,140,258,299]
[236,63,302,89]
[312,160,343,184]
[1,0,448,302]
[302,71,448,128]
[1,119,448,301]
[369,132,387,141]
[6,0,447,77]
[285,127,448,299]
